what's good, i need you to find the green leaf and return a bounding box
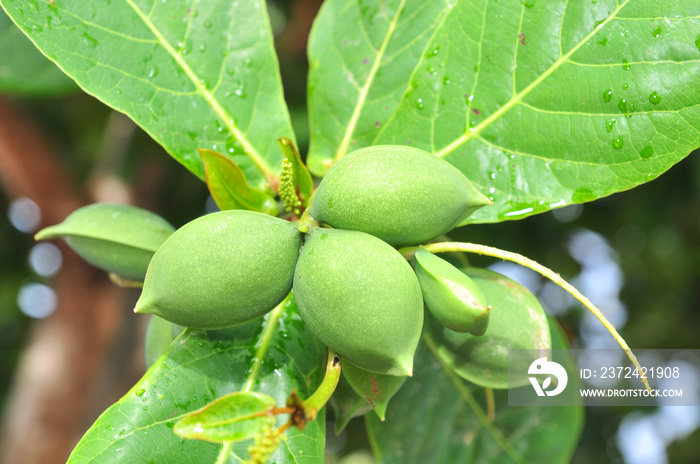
[366,318,583,464]
[199,149,279,216]
[0,0,294,187]
[307,0,700,222]
[35,203,174,280]
[175,391,276,443]
[67,299,327,464]
[0,7,77,96]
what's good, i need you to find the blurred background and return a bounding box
[0,1,699,463]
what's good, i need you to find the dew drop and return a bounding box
[198,44,206,53]
[648,91,661,105]
[618,98,628,113]
[621,58,631,70]
[425,46,439,58]
[695,34,700,52]
[612,135,624,149]
[602,89,613,102]
[148,66,159,78]
[597,37,608,46]
[605,119,616,133]
[622,82,629,90]
[234,85,246,98]
[640,145,654,159]
[652,26,662,38]
[416,98,424,110]
[135,389,145,397]
[522,0,535,8]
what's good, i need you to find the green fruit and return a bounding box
[426,267,550,389]
[35,203,175,280]
[293,227,423,376]
[414,249,490,335]
[135,210,302,329]
[309,145,490,246]
[341,359,407,421]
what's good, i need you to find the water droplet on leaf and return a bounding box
[425,46,440,58]
[618,99,628,113]
[648,91,661,105]
[602,89,613,102]
[621,58,631,70]
[612,135,624,149]
[606,119,616,132]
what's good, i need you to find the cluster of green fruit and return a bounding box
[36,145,551,419]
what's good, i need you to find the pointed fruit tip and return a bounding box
[133,301,152,315]
[375,403,388,421]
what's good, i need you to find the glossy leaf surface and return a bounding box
[1,0,294,187]
[67,300,327,464]
[175,391,276,443]
[307,0,700,223]
[367,318,583,463]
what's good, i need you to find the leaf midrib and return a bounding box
[434,0,631,158]
[334,0,409,161]
[123,0,273,180]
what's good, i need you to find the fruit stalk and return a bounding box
[301,350,342,420]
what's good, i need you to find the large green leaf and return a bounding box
[67,298,327,464]
[0,6,77,96]
[307,0,700,222]
[366,318,583,463]
[0,0,294,188]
